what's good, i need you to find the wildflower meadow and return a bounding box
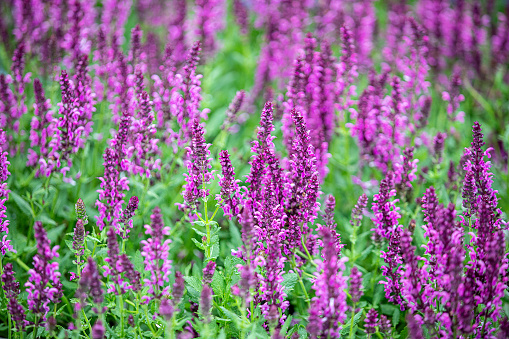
[0,0,509,338]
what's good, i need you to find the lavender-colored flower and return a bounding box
[141,206,172,302]
[217,150,242,220]
[317,195,342,257]
[73,54,95,147]
[75,198,88,225]
[285,109,320,251]
[95,148,129,231]
[222,90,246,132]
[379,315,392,335]
[406,313,424,339]
[181,118,213,212]
[76,257,104,310]
[0,130,12,255]
[203,261,216,285]
[1,263,26,330]
[159,298,174,320]
[72,219,85,257]
[91,320,105,339]
[364,308,378,334]
[103,226,121,293]
[395,147,418,200]
[233,0,248,34]
[462,170,477,218]
[193,0,225,56]
[433,132,446,164]
[349,266,363,304]
[172,271,185,306]
[350,193,368,228]
[28,78,54,174]
[200,284,213,323]
[25,221,62,321]
[131,90,160,178]
[119,196,139,239]
[118,253,142,292]
[371,173,405,308]
[47,70,81,178]
[307,226,348,338]
[259,230,288,325]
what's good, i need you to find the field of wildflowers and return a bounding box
[0,0,508,338]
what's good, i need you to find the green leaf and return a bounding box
[211,271,226,298]
[192,227,206,237]
[220,307,242,329]
[184,275,202,302]
[297,325,309,338]
[132,250,144,273]
[341,310,363,336]
[280,315,293,336]
[192,238,206,250]
[184,276,203,293]
[193,221,206,227]
[357,245,374,262]
[393,307,400,326]
[282,272,298,294]
[10,191,34,217]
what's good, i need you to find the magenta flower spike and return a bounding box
[141,206,172,302]
[25,222,62,322]
[0,130,12,255]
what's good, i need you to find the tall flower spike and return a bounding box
[349,266,363,305]
[75,198,88,225]
[76,257,104,311]
[202,261,216,285]
[307,226,348,338]
[317,195,342,257]
[217,150,242,220]
[48,70,81,179]
[200,284,213,323]
[350,193,368,228]
[28,78,54,175]
[1,263,26,330]
[222,90,246,132]
[119,196,139,239]
[95,147,129,231]
[364,308,378,334]
[72,219,85,257]
[181,118,213,212]
[0,130,12,255]
[141,206,172,302]
[25,222,62,321]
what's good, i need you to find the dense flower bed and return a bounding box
[0,0,508,338]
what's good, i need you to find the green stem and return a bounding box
[118,293,125,338]
[291,255,310,308]
[8,314,11,339]
[348,304,356,339]
[82,309,93,338]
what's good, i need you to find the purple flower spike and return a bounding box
[350,194,368,228]
[222,90,246,132]
[1,263,26,330]
[91,320,105,339]
[72,219,85,257]
[141,206,172,302]
[200,284,213,323]
[25,222,62,321]
[307,226,348,338]
[119,196,139,239]
[181,118,214,213]
[349,266,363,304]
[217,150,242,220]
[0,130,12,255]
[28,78,54,174]
[76,257,104,311]
[203,261,216,285]
[96,147,129,232]
[364,308,378,334]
